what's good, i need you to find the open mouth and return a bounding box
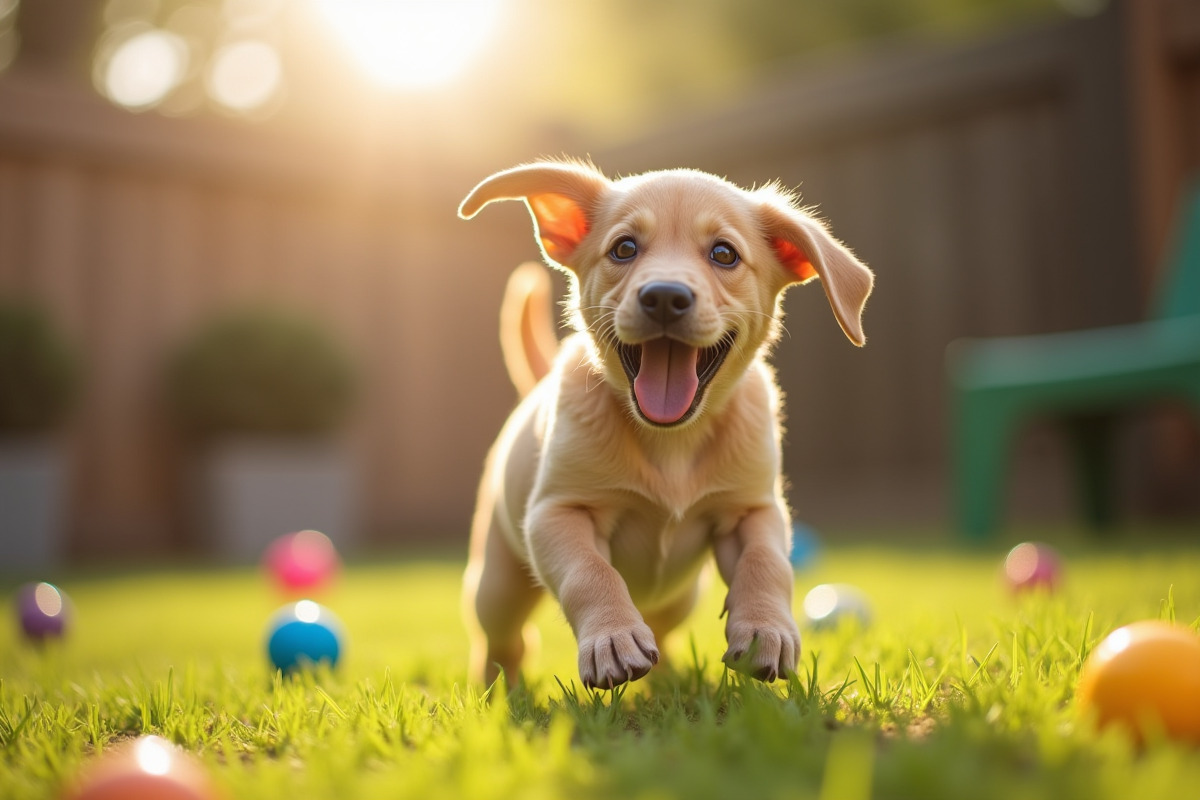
[617,332,736,426]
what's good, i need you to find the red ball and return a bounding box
[263,530,340,594]
[61,736,221,800]
[1003,541,1061,593]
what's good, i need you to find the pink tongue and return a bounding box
[634,339,699,424]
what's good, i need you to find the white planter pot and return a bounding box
[198,438,359,564]
[0,438,69,574]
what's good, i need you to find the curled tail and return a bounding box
[500,262,559,396]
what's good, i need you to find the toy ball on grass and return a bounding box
[1003,541,1061,593]
[263,530,340,594]
[16,581,71,642]
[266,599,343,674]
[60,734,222,800]
[802,583,871,629]
[1077,620,1200,744]
[788,522,821,569]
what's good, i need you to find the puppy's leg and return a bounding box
[463,519,544,687]
[714,505,800,682]
[527,503,659,689]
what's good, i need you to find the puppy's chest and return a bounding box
[589,452,747,598]
[628,450,718,518]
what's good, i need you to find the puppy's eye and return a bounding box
[710,242,740,268]
[610,237,638,262]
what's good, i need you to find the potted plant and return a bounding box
[0,301,79,572]
[166,308,358,563]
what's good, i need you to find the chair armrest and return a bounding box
[946,315,1200,390]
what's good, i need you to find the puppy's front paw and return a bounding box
[577,622,659,690]
[722,609,800,683]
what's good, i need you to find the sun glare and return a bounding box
[99,27,188,110]
[208,39,284,113]
[133,736,174,776]
[314,0,502,90]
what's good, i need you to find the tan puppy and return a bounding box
[458,160,872,689]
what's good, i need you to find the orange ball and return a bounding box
[1077,621,1200,743]
[61,735,221,800]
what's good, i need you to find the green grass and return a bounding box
[4,536,1200,799]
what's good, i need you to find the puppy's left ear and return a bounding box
[758,199,874,347]
[458,161,609,269]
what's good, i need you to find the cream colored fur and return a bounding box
[458,160,873,689]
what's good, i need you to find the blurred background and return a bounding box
[0,0,1196,569]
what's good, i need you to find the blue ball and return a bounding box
[789,522,821,569]
[266,600,343,674]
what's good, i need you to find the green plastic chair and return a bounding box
[947,182,1200,539]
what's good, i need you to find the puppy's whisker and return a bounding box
[580,308,619,331]
[720,308,774,324]
[572,359,604,393]
[585,311,618,330]
[586,315,620,355]
[720,309,790,340]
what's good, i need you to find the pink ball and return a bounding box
[1003,541,1061,592]
[263,530,340,594]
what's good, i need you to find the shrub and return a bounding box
[166,308,355,436]
[0,301,79,434]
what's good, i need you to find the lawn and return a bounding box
[4,532,1200,800]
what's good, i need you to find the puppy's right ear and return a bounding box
[458,161,609,268]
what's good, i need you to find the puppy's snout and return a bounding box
[638,282,694,325]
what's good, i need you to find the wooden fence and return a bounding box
[0,1,1194,561]
[0,70,542,558]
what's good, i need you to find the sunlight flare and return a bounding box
[207,39,284,112]
[100,27,188,110]
[314,0,502,89]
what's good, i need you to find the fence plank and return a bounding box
[0,160,25,291]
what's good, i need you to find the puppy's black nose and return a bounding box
[638,282,694,324]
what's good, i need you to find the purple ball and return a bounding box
[16,581,71,641]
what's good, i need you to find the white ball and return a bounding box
[802,583,871,629]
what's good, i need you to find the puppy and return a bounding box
[458,160,872,689]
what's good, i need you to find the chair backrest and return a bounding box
[1155,180,1200,320]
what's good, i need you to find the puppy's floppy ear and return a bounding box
[458,161,609,268]
[757,195,874,347]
